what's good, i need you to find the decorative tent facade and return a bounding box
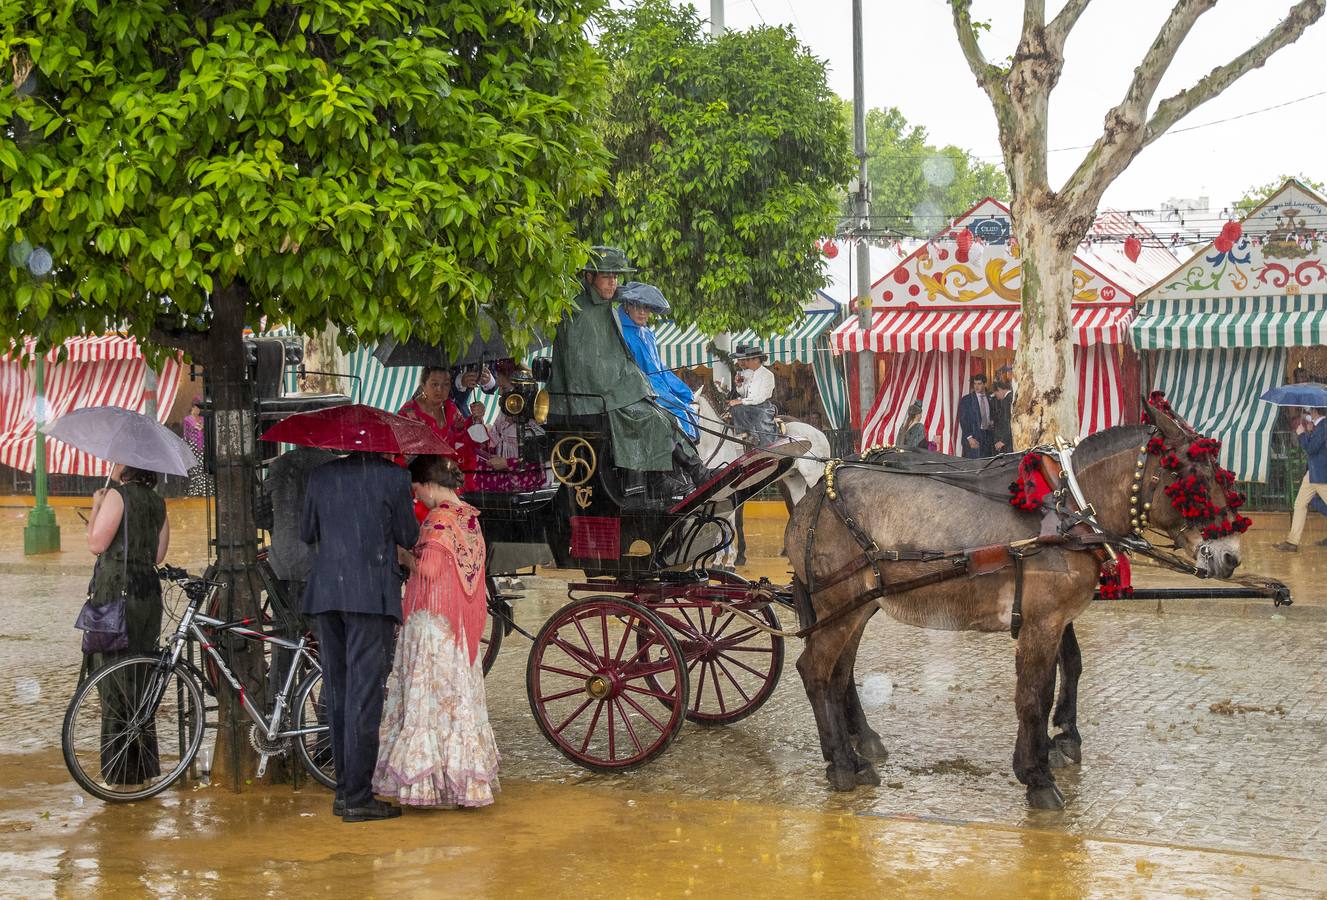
[831,198,1177,452]
[1,337,183,476]
[1132,179,1327,483]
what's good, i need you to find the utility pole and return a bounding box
[710,0,733,393]
[851,0,874,436]
[24,354,60,555]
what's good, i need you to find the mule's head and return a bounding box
[1141,395,1248,579]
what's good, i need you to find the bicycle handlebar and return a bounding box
[157,565,226,588]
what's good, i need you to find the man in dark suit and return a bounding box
[991,379,1014,454]
[957,374,994,458]
[302,451,418,821]
[1274,407,1327,552]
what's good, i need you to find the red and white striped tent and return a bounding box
[1,336,184,477]
[831,198,1177,452]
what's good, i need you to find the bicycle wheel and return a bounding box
[62,655,206,803]
[292,668,336,791]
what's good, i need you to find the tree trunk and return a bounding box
[202,282,265,790]
[1011,207,1079,448]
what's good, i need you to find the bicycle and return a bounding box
[61,565,335,802]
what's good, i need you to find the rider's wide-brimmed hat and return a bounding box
[583,245,637,275]
[733,343,768,361]
[618,281,671,314]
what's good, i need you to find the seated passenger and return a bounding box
[469,364,545,493]
[728,344,778,447]
[616,282,699,441]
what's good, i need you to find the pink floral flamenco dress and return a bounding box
[373,501,499,807]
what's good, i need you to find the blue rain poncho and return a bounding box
[616,306,698,440]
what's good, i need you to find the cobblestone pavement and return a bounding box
[5,570,1326,883]
[479,580,1327,865]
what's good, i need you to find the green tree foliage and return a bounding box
[584,0,853,334]
[0,0,609,352]
[0,0,608,787]
[847,103,1009,237]
[1234,173,1326,214]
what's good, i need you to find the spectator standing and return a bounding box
[957,374,994,458]
[991,380,1014,454]
[899,400,928,450]
[182,398,212,496]
[373,455,500,809]
[302,450,418,822]
[1273,407,1327,553]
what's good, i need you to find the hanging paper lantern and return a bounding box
[955,229,974,263]
[1220,220,1243,243]
[1124,236,1142,262]
[1214,235,1233,254]
[822,240,839,259]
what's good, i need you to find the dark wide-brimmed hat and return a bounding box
[583,245,637,275]
[733,343,768,361]
[618,281,671,314]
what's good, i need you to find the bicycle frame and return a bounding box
[163,580,324,774]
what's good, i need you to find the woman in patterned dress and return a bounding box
[181,398,212,496]
[372,454,499,808]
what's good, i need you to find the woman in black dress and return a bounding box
[86,465,171,784]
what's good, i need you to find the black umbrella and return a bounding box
[372,317,547,369]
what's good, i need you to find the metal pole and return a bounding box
[709,0,733,394]
[852,0,874,438]
[24,353,61,554]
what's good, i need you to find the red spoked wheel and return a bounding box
[527,596,689,772]
[642,600,784,726]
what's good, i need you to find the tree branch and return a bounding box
[1144,0,1326,144]
[1061,0,1218,213]
[1046,0,1092,51]
[949,0,1012,116]
[149,317,209,360]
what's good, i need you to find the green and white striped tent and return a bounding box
[1131,180,1327,483]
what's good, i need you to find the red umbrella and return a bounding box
[260,404,454,455]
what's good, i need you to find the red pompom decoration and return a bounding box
[822,240,839,259]
[1221,220,1243,244]
[1124,236,1142,262]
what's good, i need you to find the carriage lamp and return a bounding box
[530,356,553,383]
[500,374,549,424]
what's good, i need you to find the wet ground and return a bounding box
[3,499,1327,896]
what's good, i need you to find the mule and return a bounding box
[694,381,831,567]
[784,404,1244,809]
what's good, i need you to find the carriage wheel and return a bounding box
[643,601,784,726]
[526,596,689,772]
[480,578,506,677]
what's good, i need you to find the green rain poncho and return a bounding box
[547,282,678,471]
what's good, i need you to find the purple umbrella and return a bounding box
[41,406,197,476]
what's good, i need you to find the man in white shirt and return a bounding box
[727,344,778,446]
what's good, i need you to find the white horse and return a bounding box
[693,382,831,566]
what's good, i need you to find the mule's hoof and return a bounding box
[854,762,881,787]
[1026,784,1065,810]
[854,734,889,762]
[826,765,858,792]
[1053,734,1082,765]
[1047,748,1070,769]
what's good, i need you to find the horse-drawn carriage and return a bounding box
[464,364,811,771]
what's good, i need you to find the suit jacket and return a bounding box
[1300,421,1327,483]
[301,454,418,620]
[991,393,1013,451]
[957,392,988,444]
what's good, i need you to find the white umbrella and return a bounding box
[42,406,197,476]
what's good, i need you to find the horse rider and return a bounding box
[546,245,709,499]
[616,282,700,441]
[727,343,778,447]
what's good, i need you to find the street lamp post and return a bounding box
[24,354,61,555]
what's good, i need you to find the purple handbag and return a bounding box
[76,496,130,654]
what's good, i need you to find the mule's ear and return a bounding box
[1147,401,1187,444]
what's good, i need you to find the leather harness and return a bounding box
[803,446,1123,641]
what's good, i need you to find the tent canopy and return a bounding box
[832,305,1135,354]
[1132,294,1327,350]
